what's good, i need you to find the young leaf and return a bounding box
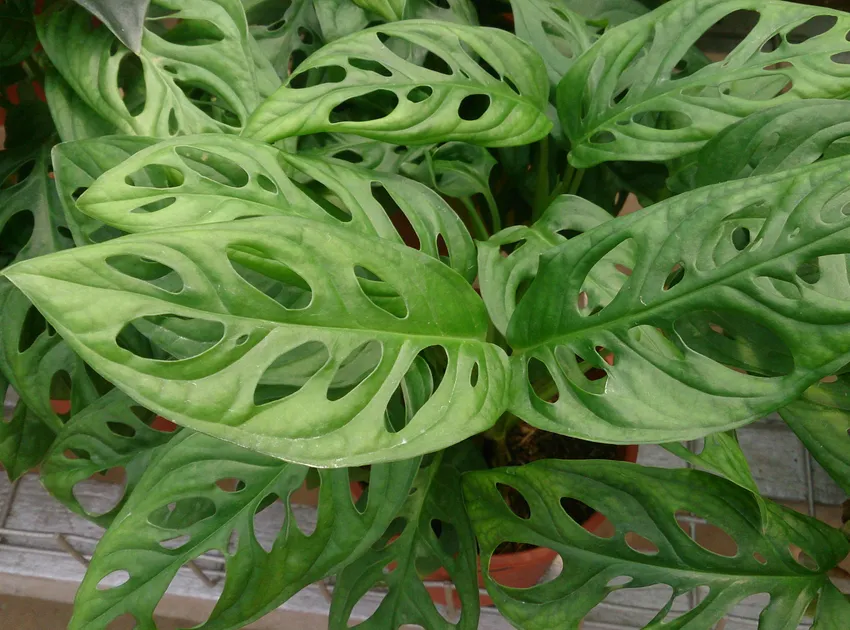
[3,217,509,466]
[463,460,850,630]
[70,430,420,630]
[780,375,850,494]
[41,388,175,527]
[244,20,552,147]
[509,157,850,444]
[558,0,850,167]
[72,134,477,280]
[329,445,481,630]
[37,0,279,136]
[686,100,850,190]
[478,195,622,335]
[71,0,151,54]
[0,400,56,482]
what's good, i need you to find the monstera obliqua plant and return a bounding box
[1,0,850,628]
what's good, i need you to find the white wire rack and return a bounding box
[0,392,846,629]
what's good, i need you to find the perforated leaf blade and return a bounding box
[245,0,323,80]
[463,460,850,630]
[558,0,850,168]
[72,134,477,281]
[41,388,176,527]
[329,444,480,630]
[780,376,850,494]
[70,430,419,630]
[3,217,508,466]
[38,0,279,137]
[244,20,552,147]
[684,99,850,190]
[508,157,850,444]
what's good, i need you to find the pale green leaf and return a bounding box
[558,0,850,167]
[509,157,850,444]
[315,0,370,42]
[245,0,323,80]
[45,72,121,143]
[3,217,509,466]
[244,20,552,147]
[70,430,419,630]
[463,460,850,630]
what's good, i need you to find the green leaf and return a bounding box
[40,388,175,527]
[315,0,371,42]
[508,157,850,444]
[558,0,850,168]
[329,445,481,629]
[244,20,552,147]
[685,99,850,190]
[403,141,496,200]
[73,134,477,281]
[0,400,56,482]
[302,133,430,173]
[71,0,151,54]
[812,582,850,630]
[70,430,420,630]
[3,217,509,466]
[780,376,850,494]
[353,0,405,21]
[44,72,121,143]
[509,0,595,85]
[245,0,323,80]
[38,0,279,136]
[478,195,622,336]
[463,460,850,630]
[0,3,36,67]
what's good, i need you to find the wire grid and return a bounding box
[0,397,836,628]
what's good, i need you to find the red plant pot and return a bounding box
[429,444,640,607]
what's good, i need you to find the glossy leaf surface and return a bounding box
[509,158,850,444]
[71,0,151,53]
[244,20,551,147]
[4,217,508,466]
[464,460,850,629]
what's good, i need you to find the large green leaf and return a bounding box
[812,582,850,630]
[508,157,850,444]
[329,444,481,630]
[780,375,850,494]
[244,20,551,147]
[44,72,122,144]
[0,400,56,482]
[244,0,323,80]
[70,430,419,630]
[558,0,850,168]
[38,0,279,137]
[71,0,151,53]
[3,217,509,466]
[463,460,850,629]
[40,388,175,527]
[315,0,370,42]
[683,99,850,190]
[72,134,477,280]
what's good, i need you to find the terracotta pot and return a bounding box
[429,443,640,607]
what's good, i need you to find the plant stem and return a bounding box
[567,168,585,195]
[531,136,550,222]
[460,197,489,241]
[483,190,502,233]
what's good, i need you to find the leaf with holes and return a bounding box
[558,0,850,167]
[38,0,280,136]
[3,217,508,466]
[0,400,57,482]
[329,444,481,630]
[244,0,323,80]
[70,430,419,630]
[315,0,370,42]
[244,20,551,147]
[302,133,431,174]
[683,99,850,191]
[478,195,631,336]
[74,134,477,280]
[509,157,850,444]
[780,375,850,494]
[41,388,176,527]
[812,582,850,629]
[402,141,496,200]
[463,460,850,630]
[71,0,151,53]
[45,72,122,144]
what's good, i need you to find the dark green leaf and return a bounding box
[0,400,56,481]
[0,3,36,67]
[812,582,850,630]
[71,0,151,54]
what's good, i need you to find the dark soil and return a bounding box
[482,422,621,555]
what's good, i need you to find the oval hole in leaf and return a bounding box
[289,64,347,89]
[458,94,491,121]
[174,146,249,187]
[253,494,285,553]
[329,89,399,124]
[590,131,615,144]
[73,468,126,517]
[349,57,392,77]
[117,54,146,117]
[607,575,633,588]
[371,516,406,551]
[107,613,137,629]
[579,238,635,315]
[49,370,72,415]
[131,197,178,214]
[753,552,767,564]
[796,257,821,284]
[228,246,313,309]
[663,262,685,291]
[106,255,184,293]
[148,496,216,529]
[124,164,185,188]
[787,15,837,43]
[675,510,738,558]
[732,226,751,251]
[790,545,819,570]
[117,315,225,361]
[297,177,354,223]
[331,149,364,164]
[560,497,613,537]
[106,422,136,438]
[254,341,330,406]
[17,304,47,353]
[0,210,34,267]
[215,478,244,493]
[378,34,452,75]
[496,482,531,520]
[625,532,659,555]
[255,173,277,194]
[355,265,408,318]
[327,340,383,402]
[96,570,130,591]
[159,534,191,550]
[163,19,226,46]
[407,85,433,103]
[527,356,558,403]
